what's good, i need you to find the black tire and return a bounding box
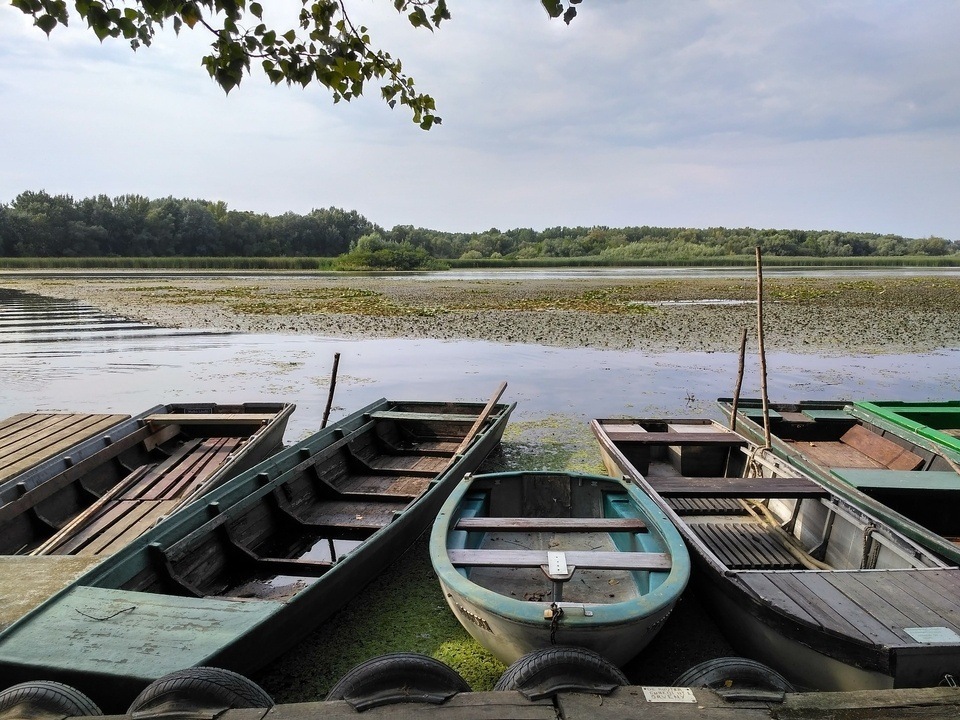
[673,657,796,692]
[325,652,470,710]
[126,667,274,714]
[0,681,102,717]
[493,646,628,700]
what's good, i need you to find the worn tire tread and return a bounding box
[673,656,795,691]
[494,646,628,693]
[326,652,469,705]
[0,681,102,716]
[127,667,273,713]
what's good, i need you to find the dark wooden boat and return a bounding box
[1,402,295,557]
[0,394,513,712]
[718,398,960,564]
[592,417,960,691]
[430,470,689,666]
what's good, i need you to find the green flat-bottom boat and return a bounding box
[854,401,960,456]
[0,395,513,712]
[718,398,960,564]
[430,470,689,666]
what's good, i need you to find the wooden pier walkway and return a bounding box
[88,687,960,720]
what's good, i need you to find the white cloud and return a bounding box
[2,1,959,238]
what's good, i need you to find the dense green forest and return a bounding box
[1,191,957,269]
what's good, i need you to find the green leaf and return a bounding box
[541,0,562,19]
[250,2,263,20]
[282,29,296,43]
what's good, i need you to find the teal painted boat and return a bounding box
[430,470,689,666]
[718,398,960,564]
[854,401,960,457]
[0,395,513,712]
[592,416,960,692]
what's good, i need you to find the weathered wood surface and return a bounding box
[448,548,672,571]
[603,431,747,445]
[0,413,128,484]
[840,425,924,470]
[650,475,827,498]
[145,413,276,425]
[92,687,960,720]
[455,517,648,532]
[740,568,960,647]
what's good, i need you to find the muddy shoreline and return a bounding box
[6,273,960,354]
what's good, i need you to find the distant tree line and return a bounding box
[1,191,957,266]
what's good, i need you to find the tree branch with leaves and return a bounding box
[11,0,583,129]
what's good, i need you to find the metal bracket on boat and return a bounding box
[541,551,576,603]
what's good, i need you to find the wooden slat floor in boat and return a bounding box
[38,437,246,556]
[740,569,960,648]
[690,521,803,569]
[667,497,747,515]
[370,454,450,474]
[0,413,129,484]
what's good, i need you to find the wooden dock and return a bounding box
[88,687,960,720]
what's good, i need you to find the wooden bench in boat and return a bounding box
[145,413,276,426]
[455,517,648,533]
[650,475,828,499]
[368,410,479,423]
[604,430,747,446]
[448,548,671,571]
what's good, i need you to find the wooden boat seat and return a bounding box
[690,521,803,570]
[839,425,924,470]
[145,413,275,426]
[651,475,827,499]
[368,410,479,423]
[603,430,747,446]
[455,517,648,533]
[448,548,671,572]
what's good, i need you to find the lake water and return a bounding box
[2,285,959,443]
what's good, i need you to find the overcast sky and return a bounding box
[2,1,959,238]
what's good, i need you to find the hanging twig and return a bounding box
[755,246,772,448]
[729,327,749,430]
[321,352,341,429]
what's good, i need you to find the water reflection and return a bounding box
[2,288,959,441]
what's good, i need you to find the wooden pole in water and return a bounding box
[321,352,341,429]
[755,247,772,448]
[729,327,749,430]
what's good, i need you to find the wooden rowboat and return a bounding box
[0,394,513,712]
[718,398,960,564]
[1,402,295,557]
[430,470,689,666]
[592,417,960,691]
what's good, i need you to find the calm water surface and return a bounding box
[2,287,958,440]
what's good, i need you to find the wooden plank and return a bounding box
[0,413,129,480]
[840,425,923,470]
[861,571,960,629]
[816,572,916,644]
[769,572,881,645]
[605,430,747,445]
[455,517,648,533]
[448,548,671,571]
[739,572,823,627]
[368,411,479,423]
[454,381,508,455]
[145,413,276,425]
[790,440,884,469]
[651,475,826,498]
[797,572,905,646]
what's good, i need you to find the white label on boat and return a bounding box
[904,626,960,643]
[547,551,568,576]
[641,687,697,703]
